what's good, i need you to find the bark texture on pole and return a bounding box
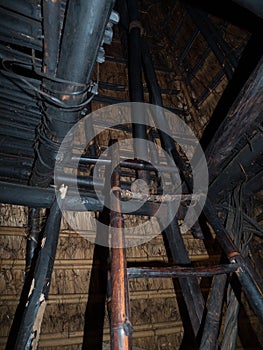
[14,189,64,350]
[110,142,132,350]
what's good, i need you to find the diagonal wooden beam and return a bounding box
[11,189,64,350]
[205,54,263,183]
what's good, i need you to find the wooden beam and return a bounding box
[127,264,237,278]
[10,193,63,350]
[205,54,263,183]
[109,141,132,350]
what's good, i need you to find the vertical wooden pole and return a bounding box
[110,142,132,350]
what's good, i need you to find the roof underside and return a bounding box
[0,0,262,202]
[0,0,263,349]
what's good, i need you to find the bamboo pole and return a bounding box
[138,20,207,335]
[127,264,237,278]
[200,274,227,349]
[110,142,132,350]
[12,189,64,350]
[25,208,41,276]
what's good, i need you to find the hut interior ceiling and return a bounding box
[0,0,263,349]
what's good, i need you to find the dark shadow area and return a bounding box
[229,274,263,349]
[183,0,263,32]
[82,209,110,350]
[238,302,263,349]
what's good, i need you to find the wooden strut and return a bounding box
[109,141,132,350]
[140,41,207,336]
[12,187,65,350]
[199,274,228,349]
[203,199,263,324]
[127,264,238,278]
[25,0,61,290]
[119,0,207,332]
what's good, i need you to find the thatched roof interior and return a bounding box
[0,0,263,349]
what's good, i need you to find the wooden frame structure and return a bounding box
[0,0,263,349]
